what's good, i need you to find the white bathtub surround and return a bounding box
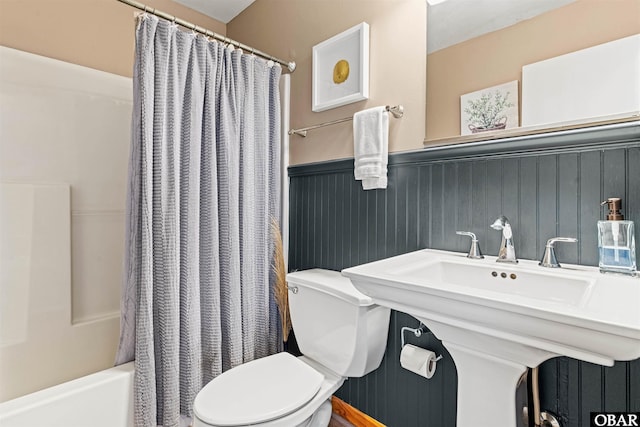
[0,183,120,401]
[0,184,34,349]
[0,47,131,401]
[116,15,283,427]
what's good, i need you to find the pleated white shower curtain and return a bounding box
[115,14,282,427]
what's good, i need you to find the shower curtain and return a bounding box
[115,15,282,427]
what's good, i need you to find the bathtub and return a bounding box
[0,362,134,427]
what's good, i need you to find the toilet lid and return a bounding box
[194,352,324,426]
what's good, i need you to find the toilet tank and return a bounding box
[286,269,390,377]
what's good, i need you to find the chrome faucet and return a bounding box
[456,231,484,259]
[490,216,517,263]
[539,237,578,268]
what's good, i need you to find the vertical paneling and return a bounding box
[455,162,472,252]
[320,175,328,267]
[405,166,420,252]
[580,362,604,424]
[327,174,336,269]
[537,155,558,258]
[539,359,560,418]
[603,149,626,199]
[371,189,383,262]
[564,358,582,426]
[357,179,368,265]
[349,176,360,268]
[443,163,458,251]
[471,161,488,251]
[335,173,346,269]
[288,177,298,268]
[556,358,580,426]
[631,359,640,411]
[557,153,579,264]
[289,134,640,427]
[302,175,311,269]
[519,157,538,261]
[396,168,409,256]
[502,158,520,244]
[387,168,399,258]
[310,175,319,268]
[430,163,445,250]
[579,151,602,265]
[604,362,628,411]
[486,159,503,256]
[418,165,432,248]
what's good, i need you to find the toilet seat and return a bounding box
[193,353,325,426]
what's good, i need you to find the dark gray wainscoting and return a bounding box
[288,122,640,427]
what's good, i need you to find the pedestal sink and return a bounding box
[342,249,640,427]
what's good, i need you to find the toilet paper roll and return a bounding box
[400,344,438,379]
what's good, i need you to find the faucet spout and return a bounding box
[490,216,518,263]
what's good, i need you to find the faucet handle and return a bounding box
[539,237,578,268]
[456,231,484,259]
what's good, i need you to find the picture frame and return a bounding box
[461,80,519,135]
[312,22,369,112]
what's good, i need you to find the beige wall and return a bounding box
[228,0,427,165]
[0,0,226,77]
[426,0,640,142]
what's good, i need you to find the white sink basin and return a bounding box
[342,249,640,427]
[389,256,595,306]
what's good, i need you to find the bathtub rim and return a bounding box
[0,361,134,418]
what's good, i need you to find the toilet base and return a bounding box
[304,399,332,427]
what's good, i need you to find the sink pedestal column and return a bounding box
[445,342,528,427]
[421,318,558,427]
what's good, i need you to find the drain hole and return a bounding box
[500,272,507,278]
[491,271,498,277]
[510,273,517,280]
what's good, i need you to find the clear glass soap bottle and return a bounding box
[597,198,636,276]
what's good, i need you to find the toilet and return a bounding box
[192,269,391,427]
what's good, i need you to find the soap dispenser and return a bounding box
[597,197,636,276]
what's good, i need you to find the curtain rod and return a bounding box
[289,105,404,137]
[115,0,296,72]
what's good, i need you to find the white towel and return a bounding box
[353,106,389,190]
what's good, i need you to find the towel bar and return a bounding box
[289,105,403,137]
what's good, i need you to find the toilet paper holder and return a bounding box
[399,324,443,379]
[401,324,427,348]
[400,324,442,361]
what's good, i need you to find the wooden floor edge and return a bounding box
[331,396,386,427]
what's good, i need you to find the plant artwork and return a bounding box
[461,81,519,135]
[464,91,512,131]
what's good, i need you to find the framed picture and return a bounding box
[312,22,369,112]
[461,80,519,135]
